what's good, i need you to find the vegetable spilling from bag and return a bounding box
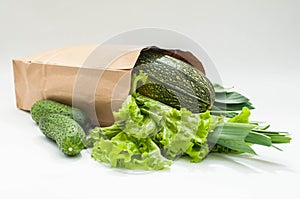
[30,48,291,170]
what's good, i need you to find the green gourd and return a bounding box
[30,99,90,131]
[39,114,86,156]
[132,49,215,113]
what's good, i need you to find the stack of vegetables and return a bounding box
[30,48,291,171]
[88,49,291,170]
[88,91,290,170]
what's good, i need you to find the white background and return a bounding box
[1,0,299,199]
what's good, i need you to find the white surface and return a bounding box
[1,0,299,199]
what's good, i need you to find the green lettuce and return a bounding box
[90,94,213,169]
[135,94,211,162]
[92,132,171,170]
[90,94,291,170]
[227,107,250,123]
[114,95,159,139]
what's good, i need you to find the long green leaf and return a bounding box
[213,84,233,93]
[208,123,257,154]
[214,101,255,111]
[251,129,291,144]
[212,84,255,118]
[215,92,250,104]
[245,132,272,146]
[216,139,256,155]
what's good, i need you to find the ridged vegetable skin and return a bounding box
[39,114,86,156]
[132,49,215,113]
[30,99,90,130]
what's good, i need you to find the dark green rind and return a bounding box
[132,49,215,113]
[30,99,90,130]
[39,114,86,156]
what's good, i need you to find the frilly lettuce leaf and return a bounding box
[133,95,211,162]
[91,94,213,169]
[91,132,171,170]
[90,91,290,170]
[114,95,159,139]
[227,107,250,123]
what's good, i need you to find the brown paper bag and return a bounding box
[13,45,205,126]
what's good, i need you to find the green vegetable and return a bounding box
[131,48,215,113]
[227,107,250,123]
[39,114,86,156]
[209,107,291,154]
[25,49,291,171]
[92,132,172,170]
[31,99,90,130]
[90,94,213,169]
[211,84,254,117]
[135,95,211,162]
[89,77,291,171]
[87,71,291,170]
[114,95,158,139]
[209,122,258,155]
